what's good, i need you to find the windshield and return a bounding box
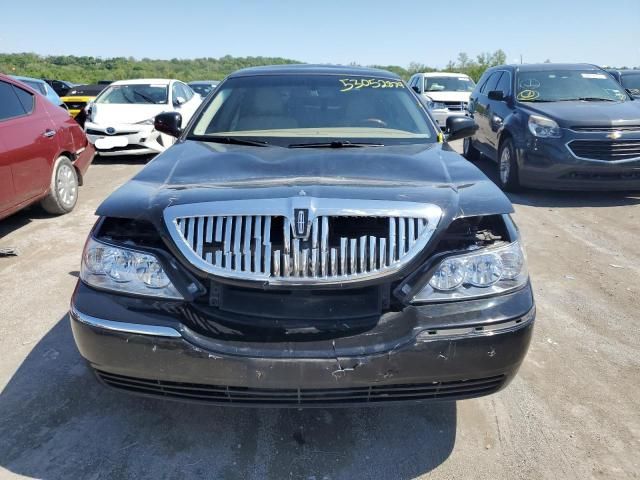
[190,84,216,97]
[425,76,475,92]
[95,84,168,105]
[620,73,640,95]
[516,70,628,102]
[189,74,435,146]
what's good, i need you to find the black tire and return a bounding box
[497,138,521,192]
[41,156,79,215]
[462,136,480,161]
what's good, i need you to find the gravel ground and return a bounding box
[0,142,638,479]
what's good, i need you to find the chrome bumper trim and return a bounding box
[416,307,535,342]
[69,305,181,338]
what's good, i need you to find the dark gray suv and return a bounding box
[464,63,640,191]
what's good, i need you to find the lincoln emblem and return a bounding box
[293,209,309,238]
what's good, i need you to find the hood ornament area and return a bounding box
[606,131,623,140]
[293,208,310,239]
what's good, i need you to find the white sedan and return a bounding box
[84,79,201,156]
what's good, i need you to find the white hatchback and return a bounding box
[84,79,201,156]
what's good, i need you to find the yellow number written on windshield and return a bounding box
[339,78,404,92]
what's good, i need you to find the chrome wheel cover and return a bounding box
[57,164,77,207]
[499,147,511,185]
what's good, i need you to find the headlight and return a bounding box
[80,237,183,299]
[424,96,447,110]
[135,118,155,125]
[412,241,528,303]
[528,114,561,138]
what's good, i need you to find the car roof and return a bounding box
[11,75,46,84]
[492,63,604,72]
[110,79,175,86]
[228,64,401,79]
[607,69,640,75]
[64,84,108,96]
[188,80,220,85]
[420,72,470,78]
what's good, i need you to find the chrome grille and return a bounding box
[570,125,640,133]
[443,101,467,111]
[568,140,640,161]
[164,198,442,285]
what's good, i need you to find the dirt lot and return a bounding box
[0,142,638,480]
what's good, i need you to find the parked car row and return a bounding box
[2,63,639,225]
[2,60,639,408]
[0,73,216,220]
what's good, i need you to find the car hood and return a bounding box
[423,91,471,102]
[521,100,640,128]
[90,103,170,126]
[96,140,513,228]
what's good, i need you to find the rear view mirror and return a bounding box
[445,116,479,142]
[174,96,186,106]
[488,90,505,101]
[411,85,421,94]
[154,111,183,138]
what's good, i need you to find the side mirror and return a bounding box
[487,90,505,101]
[154,111,183,138]
[174,96,186,106]
[411,85,421,94]
[445,116,479,142]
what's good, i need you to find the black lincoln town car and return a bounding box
[464,63,640,191]
[70,65,535,407]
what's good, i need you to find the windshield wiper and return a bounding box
[133,91,155,104]
[196,136,270,147]
[288,141,384,148]
[574,97,618,102]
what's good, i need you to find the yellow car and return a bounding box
[61,83,109,123]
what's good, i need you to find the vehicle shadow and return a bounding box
[471,157,640,208]
[92,153,156,165]
[0,315,456,480]
[0,206,50,240]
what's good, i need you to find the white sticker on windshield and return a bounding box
[581,73,607,79]
[457,77,467,80]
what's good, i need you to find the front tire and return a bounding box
[497,138,520,192]
[463,136,480,161]
[41,156,79,215]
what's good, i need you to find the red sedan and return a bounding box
[0,74,95,221]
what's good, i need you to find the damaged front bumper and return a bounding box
[69,283,535,407]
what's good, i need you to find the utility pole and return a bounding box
[520,54,523,65]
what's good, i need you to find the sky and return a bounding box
[1,0,639,68]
